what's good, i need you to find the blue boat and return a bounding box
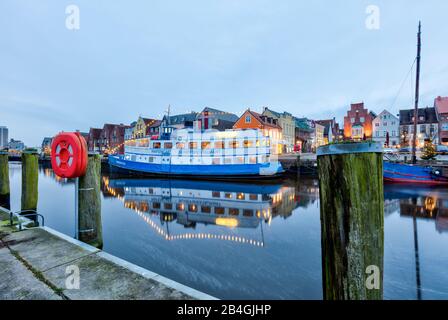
[109,128,284,178]
[384,162,448,185]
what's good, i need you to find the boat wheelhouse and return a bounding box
[109,128,284,177]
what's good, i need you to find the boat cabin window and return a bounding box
[164,203,173,210]
[139,139,149,147]
[201,206,211,214]
[214,207,225,215]
[212,158,220,165]
[189,142,198,149]
[201,141,211,150]
[229,208,239,216]
[164,142,173,149]
[229,140,239,149]
[225,193,232,199]
[237,193,245,200]
[212,191,220,198]
[243,140,253,148]
[153,202,161,209]
[243,210,254,217]
[249,194,258,201]
[249,157,257,164]
[235,157,244,164]
[214,141,225,149]
[153,142,161,149]
[176,203,185,211]
[188,204,198,213]
[224,158,232,164]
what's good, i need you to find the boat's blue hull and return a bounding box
[384,162,448,185]
[108,155,284,177]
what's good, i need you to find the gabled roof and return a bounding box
[167,112,199,125]
[399,107,438,125]
[198,107,239,122]
[89,128,102,139]
[243,109,282,129]
[148,120,162,128]
[435,96,448,114]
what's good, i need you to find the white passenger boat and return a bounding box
[109,128,284,177]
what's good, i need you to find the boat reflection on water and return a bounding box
[384,185,448,234]
[102,176,299,246]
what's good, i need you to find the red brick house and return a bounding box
[435,96,448,145]
[87,128,102,152]
[99,123,129,154]
[343,103,376,141]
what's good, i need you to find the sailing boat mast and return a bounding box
[412,21,422,164]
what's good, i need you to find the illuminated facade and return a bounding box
[343,102,375,141]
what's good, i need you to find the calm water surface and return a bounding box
[6,163,448,300]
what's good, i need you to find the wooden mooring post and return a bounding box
[0,151,10,209]
[77,153,103,249]
[21,149,39,212]
[317,142,384,300]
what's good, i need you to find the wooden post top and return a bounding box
[317,142,383,157]
[22,149,39,155]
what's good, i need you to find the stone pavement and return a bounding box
[0,208,216,300]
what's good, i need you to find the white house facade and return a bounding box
[372,110,400,147]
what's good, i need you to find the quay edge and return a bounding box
[0,206,217,300]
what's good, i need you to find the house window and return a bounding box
[153,142,161,149]
[164,142,172,149]
[245,115,251,123]
[212,158,220,165]
[189,142,198,149]
[351,118,355,123]
[360,117,365,123]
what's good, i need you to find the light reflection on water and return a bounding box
[6,162,448,300]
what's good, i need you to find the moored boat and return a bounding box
[109,127,284,178]
[384,162,448,185]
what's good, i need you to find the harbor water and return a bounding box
[6,162,448,300]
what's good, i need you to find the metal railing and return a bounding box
[9,209,45,231]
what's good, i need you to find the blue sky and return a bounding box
[1,0,448,146]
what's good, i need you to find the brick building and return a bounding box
[343,102,376,141]
[435,96,448,145]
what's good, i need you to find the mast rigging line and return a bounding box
[390,57,417,110]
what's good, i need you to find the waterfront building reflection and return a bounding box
[102,176,300,246]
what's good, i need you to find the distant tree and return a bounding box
[421,139,437,161]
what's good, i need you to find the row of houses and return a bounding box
[342,96,448,148]
[82,95,448,156]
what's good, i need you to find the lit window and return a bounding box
[201,141,211,150]
[245,115,251,123]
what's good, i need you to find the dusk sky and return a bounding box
[1,0,448,146]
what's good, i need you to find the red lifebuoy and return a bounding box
[51,132,88,178]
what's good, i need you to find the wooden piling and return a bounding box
[21,149,39,212]
[78,153,103,249]
[317,143,384,300]
[0,151,10,209]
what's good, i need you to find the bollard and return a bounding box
[21,149,39,212]
[317,142,384,300]
[78,153,103,249]
[0,151,10,209]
